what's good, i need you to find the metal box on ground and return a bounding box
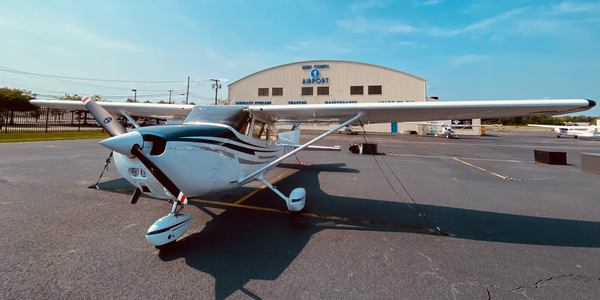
[582,153,600,175]
[360,142,378,155]
[533,150,567,165]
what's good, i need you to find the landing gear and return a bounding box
[146,200,192,248]
[257,175,307,213]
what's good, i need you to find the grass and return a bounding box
[0,131,110,143]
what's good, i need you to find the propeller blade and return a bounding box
[82,96,127,137]
[130,144,187,204]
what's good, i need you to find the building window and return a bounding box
[258,88,269,96]
[301,87,313,96]
[368,85,382,95]
[317,86,329,95]
[272,87,283,96]
[350,86,363,95]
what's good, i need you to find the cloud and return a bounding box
[422,0,442,5]
[397,41,428,48]
[336,16,416,33]
[283,37,359,54]
[337,6,528,37]
[63,24,140,52]
[452,54,490,65]
[204,48,237,67]
[0,16,11,27]
[546,1,600,14]
[350,0,387,11]
[430,6,529,36]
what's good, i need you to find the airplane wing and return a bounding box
[30,100,195,120]
[527,124,592,130]
[248,99,595,125]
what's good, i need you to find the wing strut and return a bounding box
[237,113,364,186]
[118,109,141,128]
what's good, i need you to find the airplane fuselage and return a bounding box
[112,123,288,200]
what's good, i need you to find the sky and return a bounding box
[1,0,599,116]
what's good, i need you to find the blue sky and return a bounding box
[1,0,599,116]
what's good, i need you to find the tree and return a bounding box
[0,87,37,125]
[157,100,167,104]
[55,93,84,123]
[126,98,138,103]
[144,100,152,103]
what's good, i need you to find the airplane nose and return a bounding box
[99,131,143,156]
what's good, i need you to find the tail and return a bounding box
[278,124,301,144]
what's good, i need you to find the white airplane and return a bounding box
[527,124,600,139]
[31,98,595,248]
[408,121,492,138]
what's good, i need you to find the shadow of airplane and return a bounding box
[98,163,600,299]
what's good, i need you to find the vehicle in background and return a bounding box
[338,125,360,135]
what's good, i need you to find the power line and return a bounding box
[0,66,183,83]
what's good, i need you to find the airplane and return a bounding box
[407,121,494,138]
[527,124,600,139]
[30,98,595,249]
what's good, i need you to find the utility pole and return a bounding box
[211,79,222,105]
[185,76,190,105]
[168,90,173,104]
[131,89,137,102]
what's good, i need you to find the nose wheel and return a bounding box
[146,199,192,249]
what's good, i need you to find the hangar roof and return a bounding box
[228,60,426,86]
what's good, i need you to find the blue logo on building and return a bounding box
[311,69,320,78]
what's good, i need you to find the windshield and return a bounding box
[183,105,247,129]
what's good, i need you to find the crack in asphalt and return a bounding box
[374,233,599,300]
[508,274,588,292]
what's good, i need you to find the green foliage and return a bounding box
[0,87,37,111]
[483,115,597,126]
[55,93,83,101]
[0,87,38,125]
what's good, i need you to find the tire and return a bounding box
[154,240,176,250]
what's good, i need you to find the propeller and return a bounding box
[82,96,126,137]
[82,96,187,205]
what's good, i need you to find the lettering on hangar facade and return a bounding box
[302,64,329,84]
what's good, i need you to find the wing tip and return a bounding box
[586,99,596,108]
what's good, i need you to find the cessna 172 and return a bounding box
[408,121,494,138]
[31,98,595,248]
[527,124,600,139]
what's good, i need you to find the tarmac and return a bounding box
[1,129,599,299]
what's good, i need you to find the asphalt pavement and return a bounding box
[1,129,599,299]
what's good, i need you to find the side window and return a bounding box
[252,120,277,141]
[267,125,278,141]
[236,113,252,135]
[252,120,267,139]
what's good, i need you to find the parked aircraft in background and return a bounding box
[30,98,595,249]
[408,122,495,138]
[527,124,600,139]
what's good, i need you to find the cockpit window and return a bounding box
[252,119,278,141]
[183,106,246,128]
